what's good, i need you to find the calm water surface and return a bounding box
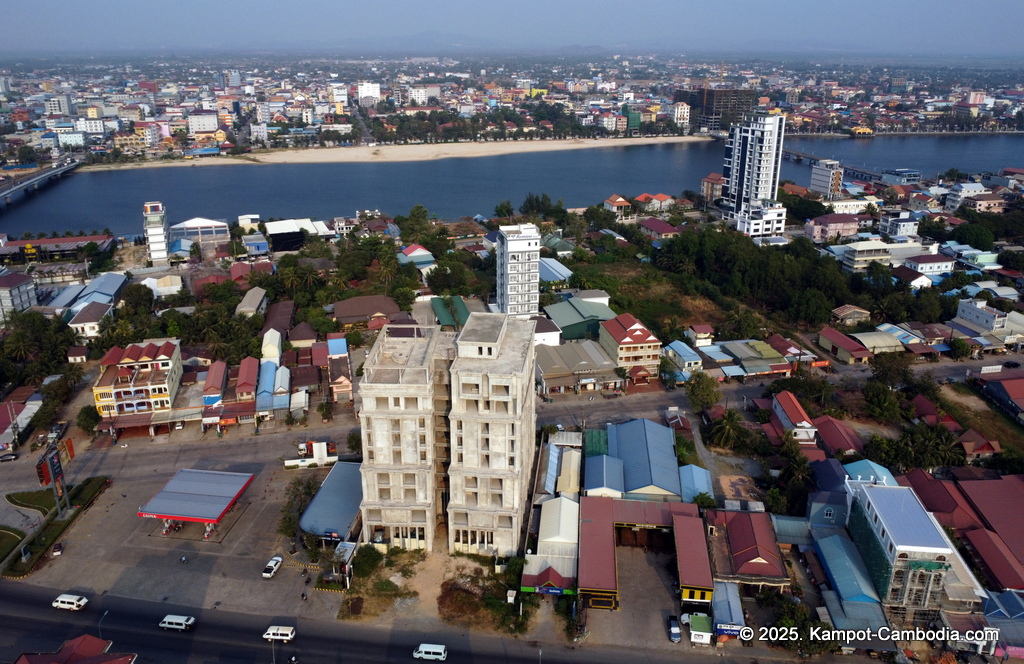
[1,135,1022,237]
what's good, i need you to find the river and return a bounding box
[1,134,1022,238]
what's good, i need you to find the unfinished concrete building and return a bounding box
[358,325,456,552]
[447,314,537,556]
[358,314,537,557]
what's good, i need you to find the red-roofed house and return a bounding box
[963,528,1024,591]
[701,172,726,202]
[772,391,817,443]
[92,338,183,421]
[706,510,788,590]
[817,327,874,364]
[896,468,982,534]
[638,217,680,240]
[598,313,662,384]
[959,475,1024,568]
[909,394,963,432]
[236,356,258,401]
[957,428,1000,461]
[603,194,633,220]
[813,415,864,456]
[14,634,136,664]
[635,193,675,212]
[685,324,715,347]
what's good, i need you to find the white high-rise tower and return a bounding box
[495,224,540,317]
[143,201,169,265]
[722,111,787,237]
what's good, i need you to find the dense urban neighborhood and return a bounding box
[3,49,1024,664]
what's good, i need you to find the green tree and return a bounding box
[948,337,971,360]
[76,405,102,436]
[708,409,743,449]
[869,352,914,388]
[692,492,717,510]
[950,223,995,251]
[494,200,514,218]
[685,371,720,413]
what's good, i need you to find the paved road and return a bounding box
[1,579,808,664]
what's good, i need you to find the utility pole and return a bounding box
[98,610,109,640]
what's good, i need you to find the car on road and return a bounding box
[262,555,283,578]
[555,424,565,432]
[1005,361,1021,369]
[0,453,17,462]
[668,615,682,643]
[52,542,64,556]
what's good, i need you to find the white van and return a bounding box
[263,626,295,642]
[159,615,196,631]
[52,594,88,611]
[413,644,447,661]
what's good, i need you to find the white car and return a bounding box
[262,555,283,578]
[555,424,565,432]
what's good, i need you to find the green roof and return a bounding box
[543,299,616,329]
[584,429,608,457]
[430,298,457,328]
[450,296,470,326]
[689,614,713,634]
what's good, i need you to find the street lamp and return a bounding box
[539,648,542,664]
[98,610,109,640]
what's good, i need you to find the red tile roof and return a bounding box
[958,428,1001,456]
[203,361,227,395]
[896,468,981,533]
[819,327,873,358]
[15,633,136,664]
[639,217,679,236]
[812,415,864,455]
[964,528,1024,590]
[959,475,1024,565]
[674,514,713,590]
[710,510,786,578]
[236,356,258,392]
[600,313,660,346]
[775,390,811,427]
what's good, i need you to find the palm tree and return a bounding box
[63,362,85,386]
[5,330,38,362]
[296,264,321,291]
[709,409,744,449]
[782,453,812,489]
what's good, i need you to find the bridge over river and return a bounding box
[781,147,883,182]
[0,159,80,207]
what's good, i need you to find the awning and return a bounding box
[722,366,746,377]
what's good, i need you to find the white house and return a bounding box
[903,254,955,275]
[944,183,989,212]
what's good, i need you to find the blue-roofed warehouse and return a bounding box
[584,455,625,498]
[678,464,713,503]
[256,360,277,411]
[299,462,363,543]
[816,534,880,603]
[606,419,681,499]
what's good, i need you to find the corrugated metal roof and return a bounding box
[674,514,713,590]
[138,469,254,523]
[539,257,573,282]
[816,534,880,603]
[843,459,896,486]
[607,419,681,496]
[450,297,471,326]
[584,455,624,495]
[858,484,950,552]
[430,297,457,327]
[583,428,608,457]
[712,581,745,628]
[299,462,362,539]
[678,464,713,502]
[538,496,580,544]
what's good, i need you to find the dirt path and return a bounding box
[940,385,989,411]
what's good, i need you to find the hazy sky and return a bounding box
[4,0,1023,57]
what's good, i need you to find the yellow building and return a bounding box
[93,339,183,418]
[851,126,874,135]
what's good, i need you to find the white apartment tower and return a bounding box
[358,314,537,557]
[45,93,76,116]
[810,159,843,201]
[359,325,456,552]
[143,201,169,265]
[723,111,787,237]
[496,223,540,316]
[673,102,691,131]
[447,314,536,557]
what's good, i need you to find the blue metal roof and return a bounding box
[584,454,624,494]
[816,534,880,604]
[257,361,277,396]
[607,419,681,496]
[538,257,573,283]
[712,581,745,629]
[299,462,362,539]
[722,365,746,377]
[81,272,126,299]
[678,464,713,502]
[665,340,701,365]
[843,459,896,486]
[326,338,348,356]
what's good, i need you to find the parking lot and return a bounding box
[20,430,346,619]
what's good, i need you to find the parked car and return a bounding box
[1004,361,1021,369]
[0,453,17,462]
[52,542,64,556]
[668,615,682,643]
[555,424,565,432]
[262,555,283,578]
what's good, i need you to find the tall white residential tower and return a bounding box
[143,201,169,266]
[722,111,787,237]
[496,223,540,316]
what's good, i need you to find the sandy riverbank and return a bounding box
[79,135,712,172]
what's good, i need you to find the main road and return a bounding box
[1,579,792,664]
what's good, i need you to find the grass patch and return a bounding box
[6,489,56,514]
[940,384,1024,452]
[436,557,538,634]
[674,434,702,468]
[3,477,108,578]
[0,527,26,562]
[337,547,422,620]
